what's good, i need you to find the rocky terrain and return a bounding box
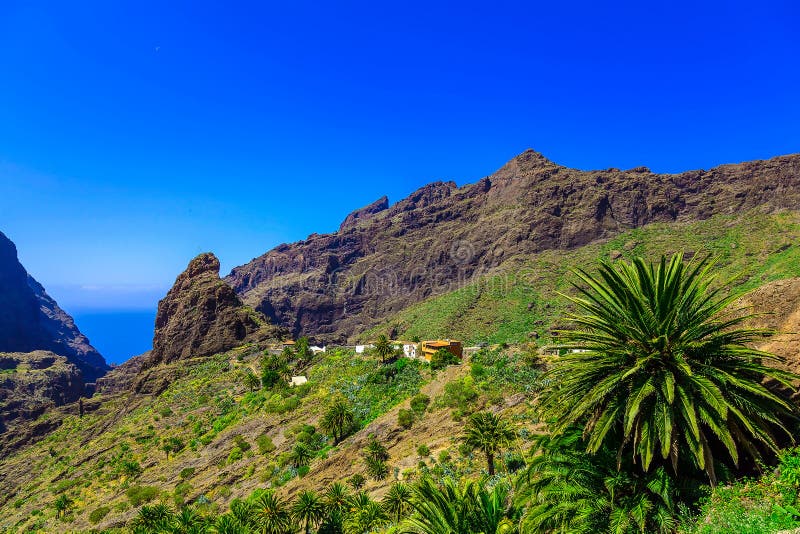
[227,150,800,342]
[0,351,84,443]
[0,231,108,383]
[143,252,285,370]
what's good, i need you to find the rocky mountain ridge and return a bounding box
[226,150,800,341]
[0,231,108,383]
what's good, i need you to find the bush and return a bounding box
[431,348,460,370]
[439,377,478,413]
[88,505,110,524]
[126,485,159,507]
[398,409,415,429]
[410,393,430,414]
[227,447,244,464]
[417,444,430,457]
[365,456,389,480]
[257,434,276,455]
[179,467,195,479]
[437,450,451,464]
[233,434,251,452]
[348,473,366,489]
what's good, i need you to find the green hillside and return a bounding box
[366,209,800,344]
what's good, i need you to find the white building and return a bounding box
[310,345,327,355]
[355,344,374,354]
[290,375,308,387]
[402,343,418,359]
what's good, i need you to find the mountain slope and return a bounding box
[0,231,108,383]
[227,150,800,342]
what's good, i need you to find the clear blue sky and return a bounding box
[1,0,799,313]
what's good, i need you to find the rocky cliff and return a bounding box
[144,252,284,369]
[227,150,800,341]
[0,351,84,436]
[0,231,108,383]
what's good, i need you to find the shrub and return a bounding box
[437,450,451,464]
[162,436,185,456]
[439,377,478,413]
[227,447,244,464]
[126,485,159,507]
[159,406,174,417]
[348,473,366,489]
[257,434,276,455]
[430,348,460,370]
[365,456,389,481]
[88,505,110,524]
[233,434,251,452]
[179,467,195,479]
[397,409,415,429]
[410,393,430,414]
[297,465,310,478]
[417,444,430,457]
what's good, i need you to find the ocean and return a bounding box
[71,309,156,365]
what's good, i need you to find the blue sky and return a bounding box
[1,0,799,314]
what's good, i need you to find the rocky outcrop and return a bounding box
[0,351,84,435]
[0,231,108,383]
[226,150,800,341]
[94,353,147,395]
[339,196,389,231]
[144,253,283,368]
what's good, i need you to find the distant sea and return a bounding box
[72,310,156,365]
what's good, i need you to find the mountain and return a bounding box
[0,231,108,383]
[227,150,800,342]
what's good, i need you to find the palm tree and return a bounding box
[131,503,175,532]
[290,442,313,468]
[536,253,799,485]
[400,476,513,534]
[293,490,326,534]
[462,411,517,476]
[174,506,209,533]
[321,482,351,533]
[212,514,251,534]
[374,334,394,364]
[242,369,261,392]
[343,493,388,534]
[229,499,257,530]
[253,490,292,534]
[382,482,413,524]
[321,396,356,445]
[517,428,679,533]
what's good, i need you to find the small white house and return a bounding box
[402,343,418,359]
[290,375,308,387]
[310,345,327,355]
[355,344,374,354]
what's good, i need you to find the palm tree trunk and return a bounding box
[487,451,495,476]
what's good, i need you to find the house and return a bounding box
[420,339,463,362]
[310,345,327,355]
[398,342,418,359]
[355,344,374,354]
[290,375,308,387]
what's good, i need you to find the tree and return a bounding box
[462,411,517,476]
[536,253,799,485]
[242,368,261,392]
[253,490,292,534]
[295,337,313,367]
[290,442,313,468]
[363,435,390,480]
[430,348,460,370]
[292,489,326,534]
[53,494,73,519]
[320,396,356,445]
[517,428,681,533]
[382,482,413,524]
[400,476,514,534]
[343,493,388,534]
[375,334,394,364]
[130,503,175,531]
[321,482,351,533]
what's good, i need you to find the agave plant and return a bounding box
[537,253,798,484]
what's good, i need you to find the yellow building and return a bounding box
[420,339,463,362]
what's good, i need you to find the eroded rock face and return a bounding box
[226,150,800,341]
[339,196,389,231]
[145,253,282,368]
[0,231,108,383]
[0,351,84,434]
